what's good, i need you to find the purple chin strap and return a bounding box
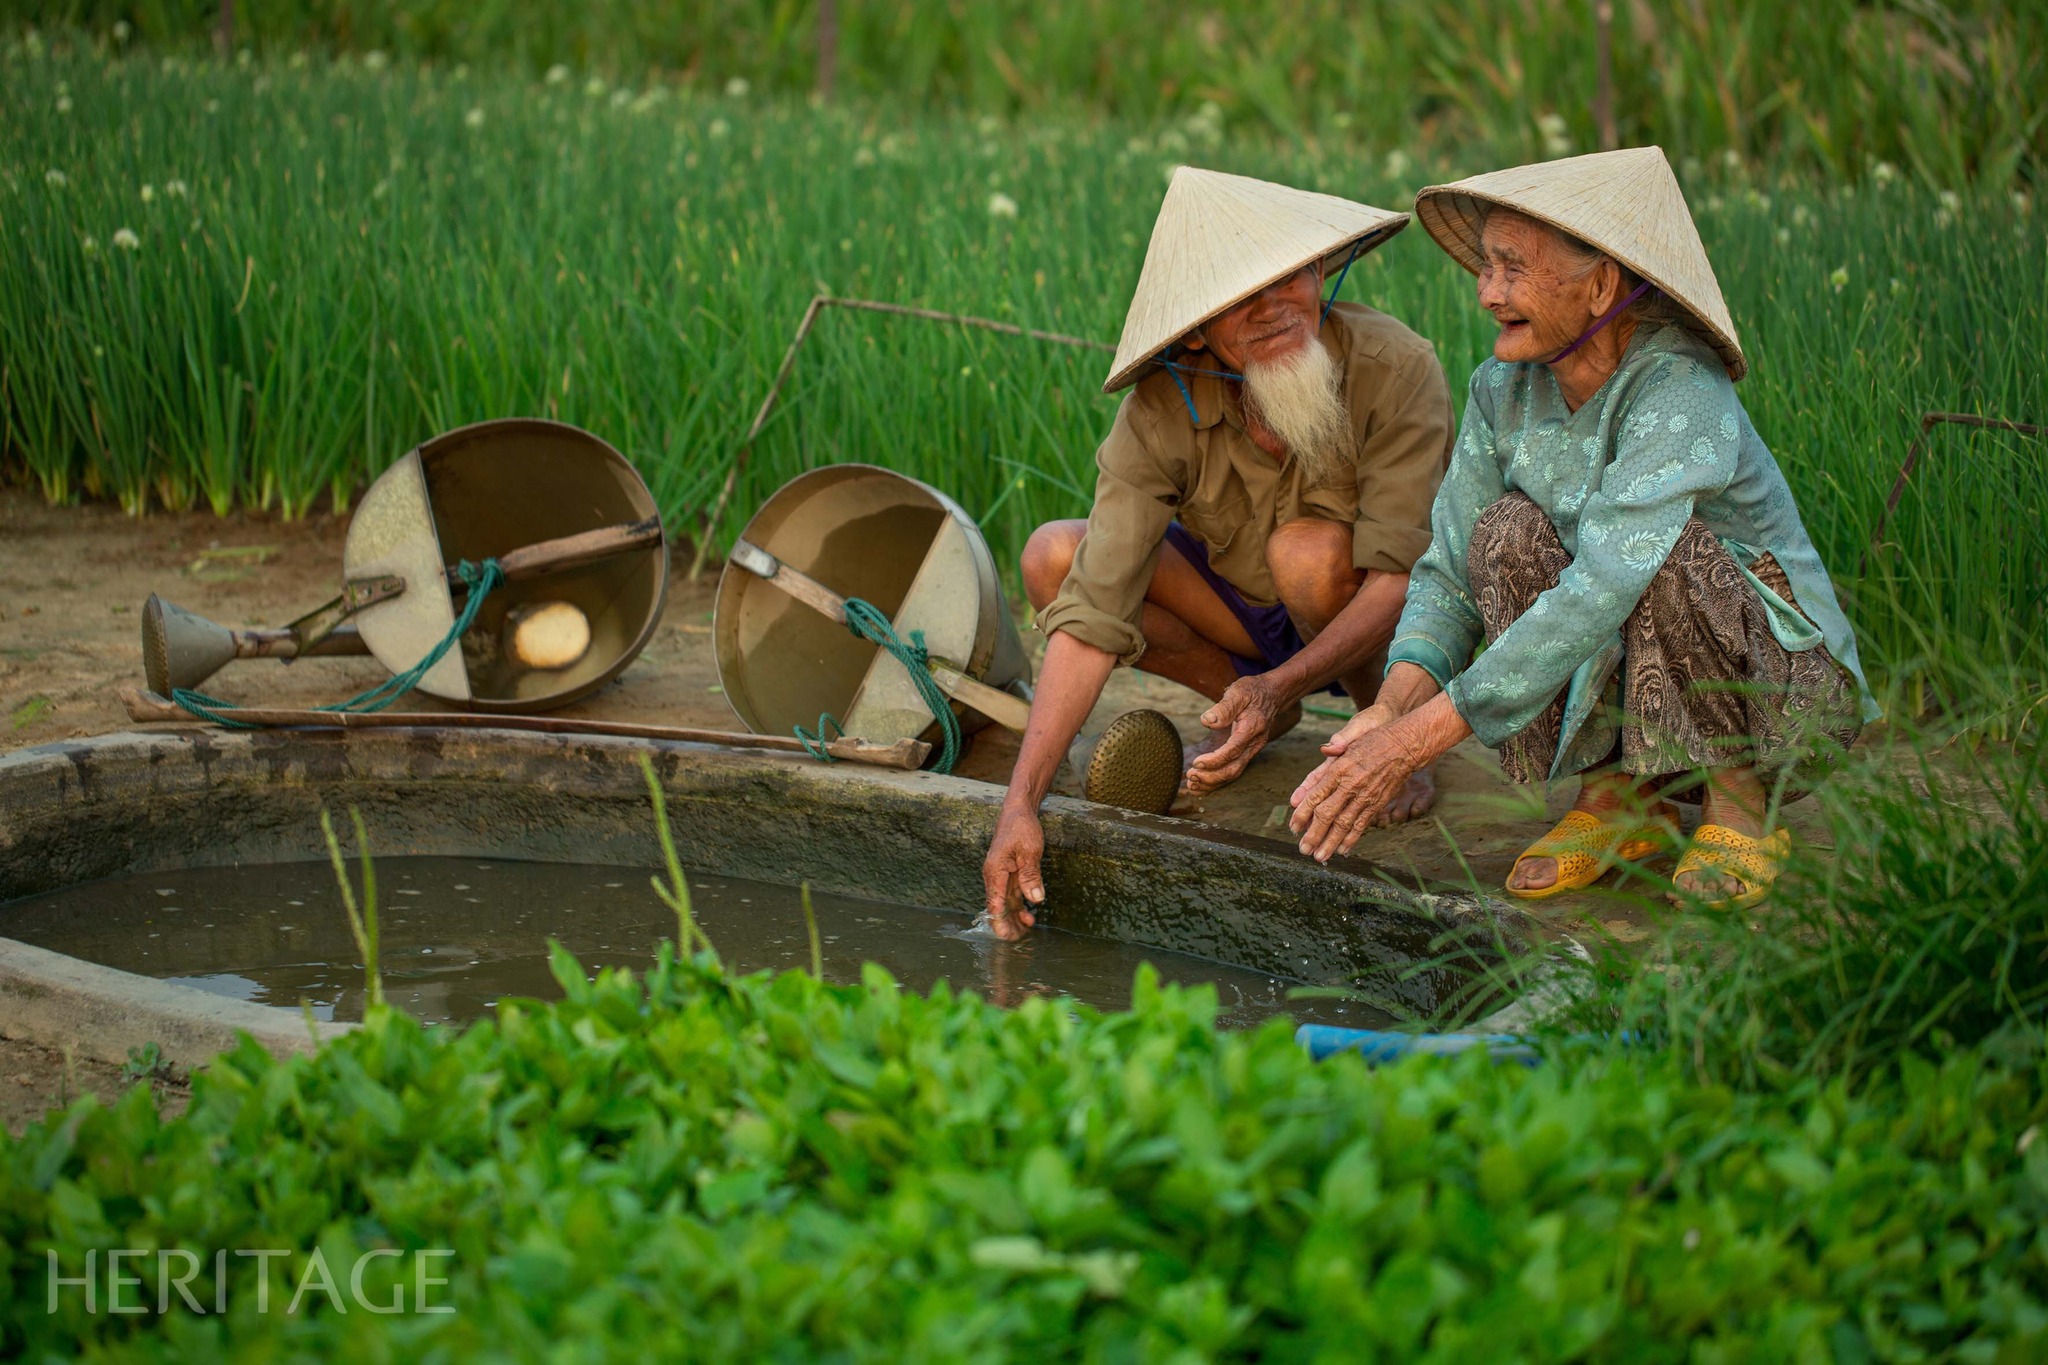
[1550,280,1656,363]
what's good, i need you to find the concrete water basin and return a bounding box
[0,729,1534,1069]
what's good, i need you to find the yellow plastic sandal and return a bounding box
[1670,825,1792,911]
[1505,805,1679,901]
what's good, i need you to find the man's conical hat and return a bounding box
[1103,167,1409,393]
[1414,146,1746,381]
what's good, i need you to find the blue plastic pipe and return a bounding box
[1295,1025,1542,1065]
[1296,1025,1637,1065]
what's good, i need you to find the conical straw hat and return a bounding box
[1414,146,1746,381]
[1103,168,1409,393]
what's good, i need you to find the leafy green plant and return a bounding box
[115,1040,170,1086]
[3,940,2045,1358]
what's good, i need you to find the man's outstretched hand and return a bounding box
[980,800,1046,940]
[1182,674,1293,796]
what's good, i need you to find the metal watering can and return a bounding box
[713,464,1032,744]
[713,464,1183,812]
[141,418,669,714]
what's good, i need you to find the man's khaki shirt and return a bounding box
[1036,302,1456,664]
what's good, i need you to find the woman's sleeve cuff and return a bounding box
[1385,634,1457,689]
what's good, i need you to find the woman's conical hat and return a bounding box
[1414,146,1746,381]
[1103,167,1409,393]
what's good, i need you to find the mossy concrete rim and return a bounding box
[0,728,1535,1070]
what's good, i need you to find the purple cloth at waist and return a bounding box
[1162,522,1346,696]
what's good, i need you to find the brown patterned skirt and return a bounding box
[1468,492,1863,796]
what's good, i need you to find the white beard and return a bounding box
[1240,339,1351,485]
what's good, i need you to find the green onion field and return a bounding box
[2,37,2043,721]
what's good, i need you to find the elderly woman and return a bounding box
[1288,147,1877,909]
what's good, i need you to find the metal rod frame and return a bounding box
[1859,410,2046,578]
[688,296,1113,579]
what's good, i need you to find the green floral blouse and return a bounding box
[1388,321,1878,777]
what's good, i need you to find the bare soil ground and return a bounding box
[0,1036,189,1136]
[0,487,1852,1127]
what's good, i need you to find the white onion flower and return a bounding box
[724,77,750,98]
[165,179,188,198]
[112,227,140,251]
[464,107,485,129]
[986,191,1018,220]
[44,168,67,188]
[140,184,156,203]
[545,64,570,85]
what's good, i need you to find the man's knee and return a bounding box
[1268,517,1359,616]
[1020,520,1086,608]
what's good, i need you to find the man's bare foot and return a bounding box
[1179,699,1301,793]
[1508,772,1672,894]
[1367,764,1438,826]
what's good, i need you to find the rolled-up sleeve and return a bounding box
[1033,397,1179,665]
[1349,341,1456,574]
[1386,367,1503,688]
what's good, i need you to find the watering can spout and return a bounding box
[140,594,373,694]
[140,595,240,695]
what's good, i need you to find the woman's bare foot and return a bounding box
[1508,771,1670,893]
[1672,766,1767,901]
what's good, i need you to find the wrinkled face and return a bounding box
[1475,210,1608,364]
[1187,264,1324,370]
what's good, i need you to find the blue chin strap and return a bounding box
[1320,236,1364,323]
[1155,235,1370,426]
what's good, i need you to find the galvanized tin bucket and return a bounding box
[353,418,669,713]
[713,465,1031,747]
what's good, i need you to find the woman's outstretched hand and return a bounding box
[1288,689,1472,863]
[1288,715,1423,862]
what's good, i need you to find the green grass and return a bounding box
[1509,727,2048,1087]
[2,40,2045,722]
[9,1,2044,185]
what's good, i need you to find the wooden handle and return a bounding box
[235,624,371,661]
[730,538,847,622]
[928,663,1033,733]
[489,517,665,582]
[732,540,1034,732]
[117,689,930,770]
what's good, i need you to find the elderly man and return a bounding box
[981,167,1456,939]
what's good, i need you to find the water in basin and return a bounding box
[0,857,1392,1031]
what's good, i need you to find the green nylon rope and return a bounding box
[172,558,505,728]
[793,596,962,774]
